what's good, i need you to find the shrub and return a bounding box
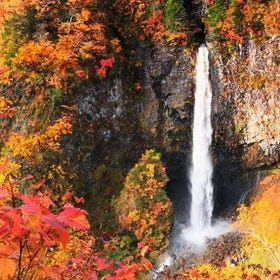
[114,149,172,260]
[0,159,153,279]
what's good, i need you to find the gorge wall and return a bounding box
[211,38,280,169]
[75,34,280,222]
[210,37,280,215]
[76,44,195,223]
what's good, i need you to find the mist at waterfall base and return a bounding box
[173,45,229,254]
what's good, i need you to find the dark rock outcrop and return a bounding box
[75,45,195,223]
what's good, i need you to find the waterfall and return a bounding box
[177,44,229,248]
[189,44,214,231]
[155,45,228,271]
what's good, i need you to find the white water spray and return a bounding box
[180,44,228,247]
[189,44,213,231]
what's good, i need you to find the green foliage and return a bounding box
[108,234,137,261]
[207,0,226,41]
[231,0,244,33]
[24,8,37,38]
[207,0,226,27]
[164,0,186,32]
[234,123,244,135]
[1,8,36,66]
[46,87,65,102]
[1,16,24,66]
[206,0,278,48]
[87,164,123,234]
[269,168,280,174]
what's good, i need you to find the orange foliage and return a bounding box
[185,262,280,280]
[240,0,266,40]
[219,2,245,44]
[208,0,279,46]
[263,0,280,37]
[0,0,35,24]
[0,0,121,94]
[0,97,16,118]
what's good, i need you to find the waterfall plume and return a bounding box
[189,44,214,231]
[179,44,228,248]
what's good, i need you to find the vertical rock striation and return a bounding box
[209,38,280,215]
[210,38,280,169]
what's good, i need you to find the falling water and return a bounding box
[176,44,227,247]
[154,45,228,274]
[189,44,214,231]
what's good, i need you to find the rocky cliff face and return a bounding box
[76,44,195,222]
[77,44,195,164]
[139,45,196,223]
[210,38,280,169]
[76,37,279,219]
[209,38,280,215]
[137,38,279,218]
[140,45,195,153]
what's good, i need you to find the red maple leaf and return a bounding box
[57,205,90,230]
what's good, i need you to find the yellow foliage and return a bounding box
[193,261,274,280]
[3,114,72,163]
[128,210,140,222]
[263,0,280,37]
[0,97,16,118]
[191,173,280,280]
[46,231,94,268]
[0,158,20,184]
[234,172,280,269]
